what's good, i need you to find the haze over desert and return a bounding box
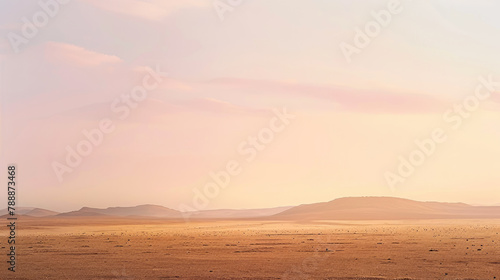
[2,0,500,279]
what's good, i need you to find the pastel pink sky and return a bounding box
[1,0,500,211]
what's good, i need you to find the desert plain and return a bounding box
[1,217,500,280]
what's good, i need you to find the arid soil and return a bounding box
[1,217,499,279]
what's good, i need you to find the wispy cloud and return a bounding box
[44,41,123,66]
[207,77,447,114]
[85,0,210,21]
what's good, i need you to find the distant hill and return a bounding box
[57,204,292,219]
[271,197,500,220]
[25,208,59,217]
[10,197,500,220]
[0,207,35,215]
[58,204,182,218]
[57,210,111,217]
[0,207,58,217]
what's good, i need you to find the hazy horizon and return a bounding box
[6,195,500,214]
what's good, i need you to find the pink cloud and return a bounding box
[175,98,269,116]
[85,0,209,21]
[207,78,448,114]
[44,41,122,67]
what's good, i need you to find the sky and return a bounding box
[1,0,500,212]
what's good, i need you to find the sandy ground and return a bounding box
[1,218,499,279]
